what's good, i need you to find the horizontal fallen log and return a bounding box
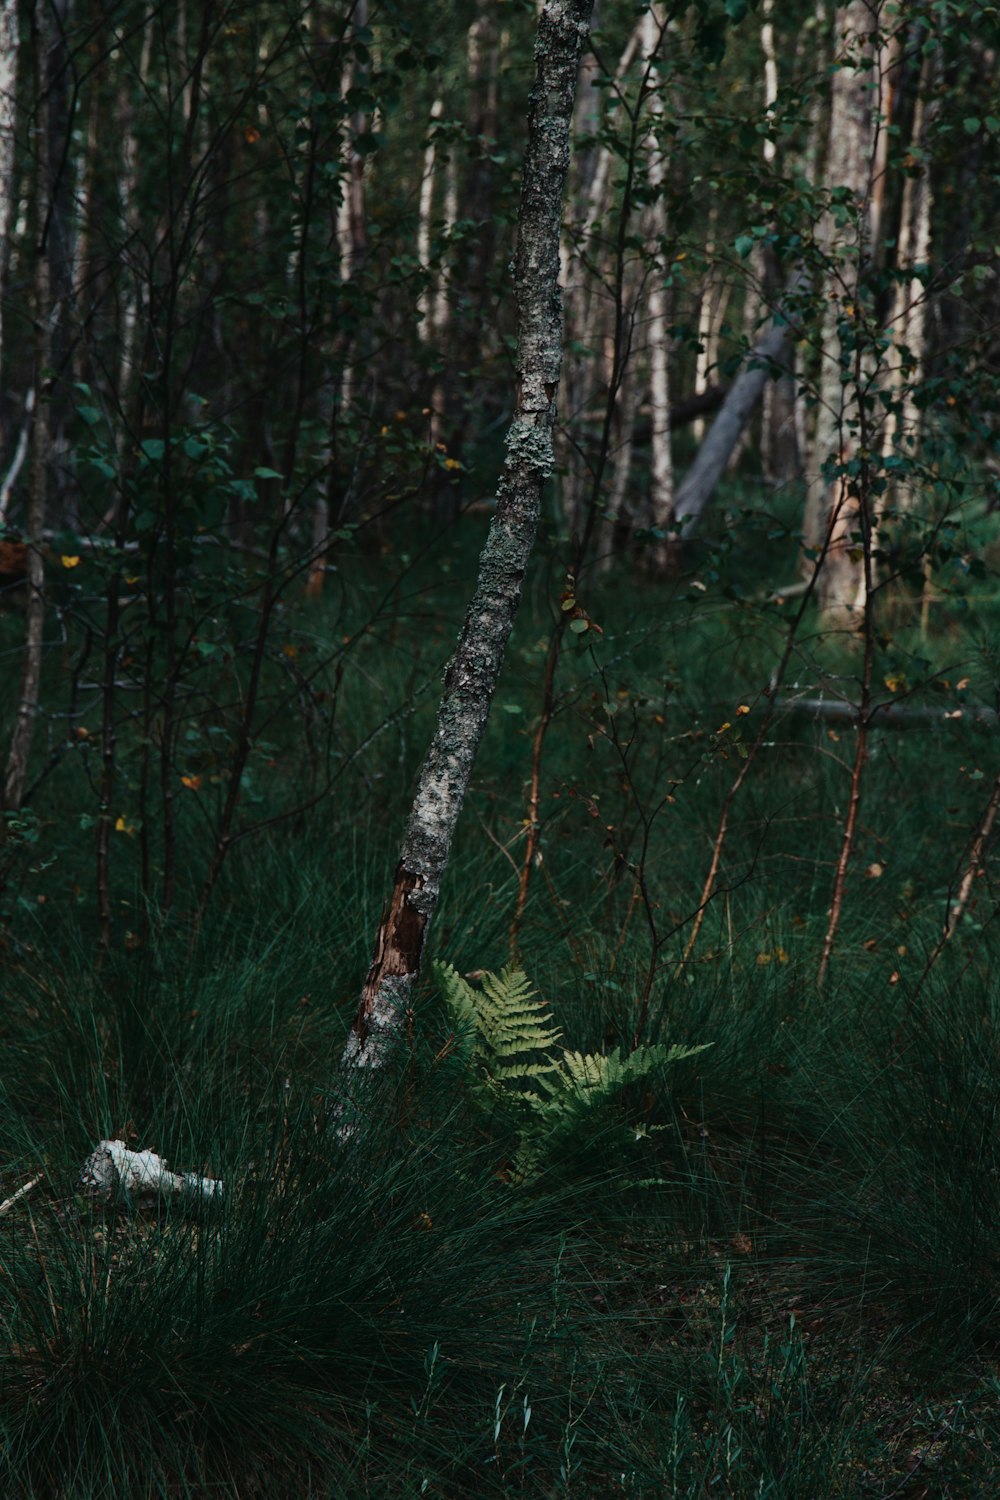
[773,697,998,730]
[79,1139,223,1202]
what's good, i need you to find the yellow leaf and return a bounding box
[443,457,462,471]
[756,952,772,966]
[180,774,202,791]
[774,946,789,964]
[244,125,261,144]
[61,555,81,569]
[736,704,750,716]
[282,643,298,659]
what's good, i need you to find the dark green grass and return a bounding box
[3,518,1000,1494]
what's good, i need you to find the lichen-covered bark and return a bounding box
[342,0,595,1078]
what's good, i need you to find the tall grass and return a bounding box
[2,519,1000,1494]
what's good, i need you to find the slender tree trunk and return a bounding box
[0,0,19,432]
[881,44,937,510]
[4,5,50,813]
[340,0,595,1082]
[559,18,642,534]
[44,0,73,529]
[803,0,875,625]
[416,97,444,342]
[640,6,673,573]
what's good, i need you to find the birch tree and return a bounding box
[0,0,17,425]
[802,0,875,625]
[340,0,595,1081]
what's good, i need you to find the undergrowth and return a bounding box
[1,523,1000,1495]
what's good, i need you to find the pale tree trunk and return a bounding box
[673,305,798,537]
[44,0,73,529]
[416,97,444,342]
[307,2,368,596]
[0,0,18,437]
[881,44,937,509]
[4,5,50,813]
[803,0,875,626]
[340,0,595,1087]
[640,6,673,572]
[336,0,368,415]
[758,0,801,485]
[692,245,730,444]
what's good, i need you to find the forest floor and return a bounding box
[3,510,1000,1496]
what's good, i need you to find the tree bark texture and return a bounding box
[341,0,595,1076]
[640,6,674,573]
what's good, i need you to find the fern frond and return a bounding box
[435,958,712,1181]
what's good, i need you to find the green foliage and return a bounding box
[435,962,711,1179]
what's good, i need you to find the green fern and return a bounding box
[433,962,711,1180]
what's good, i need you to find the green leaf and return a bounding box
[734,234,754,259]
[569,618,589,635]
[253,466,284,481]
[963,117,981,135]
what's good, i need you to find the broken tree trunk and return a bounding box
[339,0,595,1083]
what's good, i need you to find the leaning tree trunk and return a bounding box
[340,0,595,1081]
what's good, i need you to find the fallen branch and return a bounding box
[79,1140,223,1202]
[0,1173,42,1215]
[773,697,998,730]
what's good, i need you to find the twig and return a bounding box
[0,1173,43,1215]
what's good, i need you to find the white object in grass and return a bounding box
[79,1140,223,1201]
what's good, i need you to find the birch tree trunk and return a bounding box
[640,6,674,574]
[803,0,875,625]
[881,44,937,510]
[340,0,594,1082]
[0,0,18,429]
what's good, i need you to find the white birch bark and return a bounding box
[416,97,444,341]
[79,1140,223,1202]
[336,0,368,413]
[880,46,937,508]
[0,0,18,418]
[640,7,673,570]
[803,0,876,624]
[339,0,595,1089]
